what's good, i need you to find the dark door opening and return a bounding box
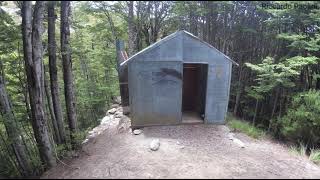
[182,63,208,123]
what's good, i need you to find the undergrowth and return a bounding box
[226,115,265,139]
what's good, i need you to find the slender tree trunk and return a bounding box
[22,1,56,168]
[233,66,243,116]
[16,42,33,123]
[48,1,66,144]
[316,65,320,89]
[21,2,33,122]
[270,87,280,120]
[103,8,117,41]
[44,70,60,144]
[0,66,33,177]
[189,2,198,36]
[278,91,283,118]
[268,87,280,132]
[306,66,312,89]
[127,1,135,56]
[253,99,259,126]
[61,1,77,149]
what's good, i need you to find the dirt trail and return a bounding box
[42,119,320,179]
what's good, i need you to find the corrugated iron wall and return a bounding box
[205,62,232,124]
[127,31,233,126]
[129,61,183,127]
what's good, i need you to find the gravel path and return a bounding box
[41,118,320,179]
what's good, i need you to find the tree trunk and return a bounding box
[268,87,280,132]
[44,70,60,144]
[127,1,135,56]
[316,64,320,89]
[0,67,33,177]
[22,1,56,168]
[61,1,77,149]
[306,66,312,89]
[278,91,283,118]
[48,1,66,144]
[104,8,117,41]
[233,66,243,116]
[189,2,198,36]
[253,99,259,126]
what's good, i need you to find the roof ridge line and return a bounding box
[120,30,238,67]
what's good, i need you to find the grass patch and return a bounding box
[309,149,320,165]
[288,144,320,165]
[226,115,265,139]
[289,143,307,157]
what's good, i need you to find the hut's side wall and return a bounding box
[129,61,183,127]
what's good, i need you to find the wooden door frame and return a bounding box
[181,62,209,124]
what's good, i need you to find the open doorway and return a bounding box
[182,63,208,124]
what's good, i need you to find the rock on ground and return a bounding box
[116,107,123,112]
[117,116,131,133]
[107,108,117,114]
[228,133,245,148]
[101,116,111,125]
[82,139,89,145]
[150,139,160,151]
[115,111,123,118]
[233,138,245,148]
[112,96,121,104]
[111,104,119,109]
[133,129,142,135]
[228,133,234,140]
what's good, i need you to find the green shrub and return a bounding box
[55,144,71,158]
[280,90,320,147]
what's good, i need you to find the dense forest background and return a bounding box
[0,1,320,178]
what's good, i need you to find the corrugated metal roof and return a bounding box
[120,30,239,67]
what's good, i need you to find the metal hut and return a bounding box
[120,30,238,128]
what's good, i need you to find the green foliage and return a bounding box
[0,1,124,177]
[245,56,298,103]
[72,131,87,149]
[277,31,320,53]
[283,56,319,68]
[55,144,71,158]
[71,2,122,130]
[226,115,266,139]
[309,149,320,165]
[280,90,320,146]
[245,55,319,93]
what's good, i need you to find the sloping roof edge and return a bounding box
[120,30,239,67]
[120,30,181,67]
[182,31,239,66]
